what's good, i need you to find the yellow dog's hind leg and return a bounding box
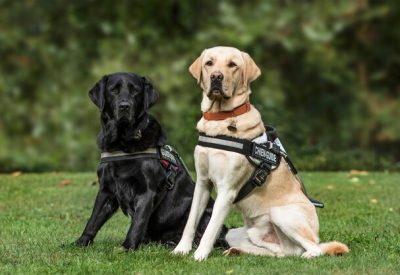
[270,205,322,258]
[224,227,277,256]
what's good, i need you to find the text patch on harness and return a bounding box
[252,143,279,166]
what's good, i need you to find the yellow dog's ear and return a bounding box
[189,49,207,84]
[241,52,261,87]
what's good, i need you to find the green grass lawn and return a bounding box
[0,172,399,274]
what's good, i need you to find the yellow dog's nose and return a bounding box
[210,71,223,81]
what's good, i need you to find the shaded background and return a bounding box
[0,0,399,172]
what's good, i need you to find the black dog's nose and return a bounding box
[119,102,130,112]
[211,71,224,81]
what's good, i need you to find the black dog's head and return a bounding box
[89,72,159,125]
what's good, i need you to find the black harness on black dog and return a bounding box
[197,126,324,207]
[100,145,189,211]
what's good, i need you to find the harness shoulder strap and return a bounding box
[233,162,272,203]
[153,145,192,211]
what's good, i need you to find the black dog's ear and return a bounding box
[89,75,108,111]
[142,77,159,111]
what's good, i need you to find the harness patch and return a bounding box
[160,147,178,166]
[252,144,278,166]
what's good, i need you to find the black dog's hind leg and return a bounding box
[76,190,119,246]
[196,199,230,249]
[122,192,156,250]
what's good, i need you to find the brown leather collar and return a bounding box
[203,102,251,121]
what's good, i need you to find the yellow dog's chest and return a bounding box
[195,145,254,190]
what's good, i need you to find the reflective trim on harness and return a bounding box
[198,135,244,150]
[100,148,158,159]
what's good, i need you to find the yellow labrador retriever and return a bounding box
[173,46,349,261]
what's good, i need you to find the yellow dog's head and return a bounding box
[189,46,261,100]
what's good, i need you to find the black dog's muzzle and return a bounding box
[116,102,134,122]
[119,102,130,112]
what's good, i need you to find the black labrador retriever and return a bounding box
[75,72,227,250]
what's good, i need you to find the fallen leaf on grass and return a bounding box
[327,185,334,190]
[348,170,368,177]
[370,198,378,204]
[60,213,71,222]
[226,270,234,274]
[59,179,72,187]
[11,171,22,177]
[113,246,126,254]
[349,177,359,183]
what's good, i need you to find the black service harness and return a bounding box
[197,126,324,207]
[100,145,190,211]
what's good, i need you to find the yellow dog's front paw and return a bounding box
[172,241,192,256]
[194,247,210,261]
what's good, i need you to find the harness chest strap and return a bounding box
[198,133,282,168]
[100,148,159,163]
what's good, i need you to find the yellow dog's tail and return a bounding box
[319,241,349,256]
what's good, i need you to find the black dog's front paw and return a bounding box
[122,239,139,251]
[75,235,93,247]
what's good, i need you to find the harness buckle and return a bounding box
[252,162,271,187]
[165,168,177,190]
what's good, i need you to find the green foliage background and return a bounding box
[1,0,399,172]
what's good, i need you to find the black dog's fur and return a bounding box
[75,72,227,250]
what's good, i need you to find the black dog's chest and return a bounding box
[101,160,164,214]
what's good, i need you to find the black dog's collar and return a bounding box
[131,117,150,140]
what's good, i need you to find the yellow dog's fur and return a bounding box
[173,46,349,261]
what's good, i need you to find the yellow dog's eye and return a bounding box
[205,60,213,66]
[228,61,237,68]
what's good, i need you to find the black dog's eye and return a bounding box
[128,85,139,96]
[205,60,213,66]
[111,88,119,94]
[130,90,140,97]
[228,61,237,68]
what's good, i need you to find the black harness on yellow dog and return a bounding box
[197,126,324,207]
